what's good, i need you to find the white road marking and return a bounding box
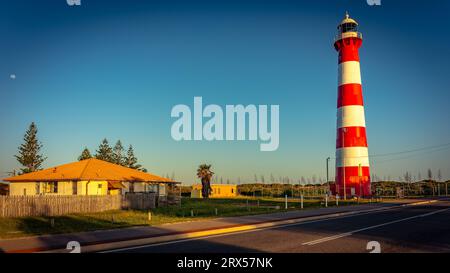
[302,207,450,246]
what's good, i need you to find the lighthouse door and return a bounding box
[351,187,355,196]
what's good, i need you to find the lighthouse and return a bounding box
[334,12,371,198]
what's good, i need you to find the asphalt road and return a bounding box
[109,201,450,253]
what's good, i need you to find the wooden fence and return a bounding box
[0,193,156,218]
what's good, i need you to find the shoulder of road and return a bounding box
[0,198,442,253]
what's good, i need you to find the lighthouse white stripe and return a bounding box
[336,147,370,167]
[338,61,361,86]
[337,105,366,128]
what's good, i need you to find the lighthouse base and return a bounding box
[332,166,372,197]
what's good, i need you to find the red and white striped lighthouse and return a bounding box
[333,12,371,198]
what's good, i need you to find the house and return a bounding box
[191,184,238,198]
[3,158,177,196]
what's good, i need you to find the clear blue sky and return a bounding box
[1,0,449,184]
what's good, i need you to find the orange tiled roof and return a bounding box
[3,158,175,183]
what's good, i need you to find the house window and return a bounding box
[72,181,78,195]
[35,182,40,194]
[44,182,58,194]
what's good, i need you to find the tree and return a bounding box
[437,169,442,196]
[197,164,214,198]
[78,147,92,161]
[112,140,125,165]
[95,138,113,162]
[123,145,142,170]
[15,122,46,174]
[404,171,412,196]
[404,171,411,183]
[427,168,434,196]
[427,168,433,180]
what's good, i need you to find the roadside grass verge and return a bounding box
[0,197,375,239]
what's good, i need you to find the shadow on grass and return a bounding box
[17,216,129,236]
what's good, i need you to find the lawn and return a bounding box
[0,196,376,239]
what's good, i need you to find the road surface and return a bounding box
[107,200,450,253]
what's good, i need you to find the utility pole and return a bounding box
[326,157,330,195]
[342,128,347,200]
[326,157,330,183]
[359,164,362,198]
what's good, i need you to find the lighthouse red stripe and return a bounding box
[335,166,371,196]
[336,127,368,148]
[336,166,370,183]
[337,84,364,107]
[335,38,362,63]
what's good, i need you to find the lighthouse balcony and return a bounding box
[334,31,363,42]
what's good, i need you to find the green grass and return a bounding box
[0,197,375,239]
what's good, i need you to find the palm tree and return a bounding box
[197,164,214,198]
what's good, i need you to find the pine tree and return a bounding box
[15,122,46,174]
[95,138,113,162]
[123,145,142,169]
[112,140,125,165]
[78,147,92,161]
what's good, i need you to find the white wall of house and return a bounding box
[9,181,169,196]
[9,181,109,196]
[122,182,167,196]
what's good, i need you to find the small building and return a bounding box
[191,184,238,198]
[3,158,177,197]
